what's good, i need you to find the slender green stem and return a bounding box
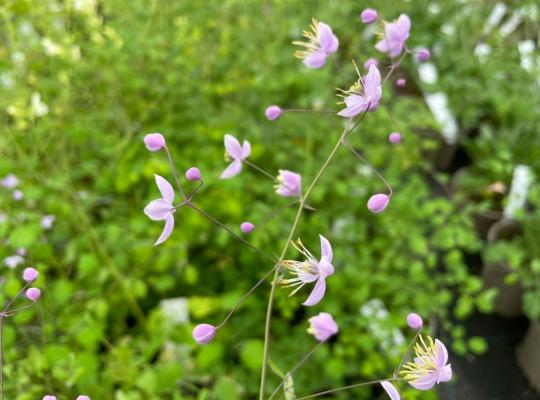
[296,378,397,400]
[393,330,421,378]
[164,146,186,199]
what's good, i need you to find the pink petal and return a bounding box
[396,14,411,37]
[409,374,437,391]
[364,65,381,94]
[375,38,389,53]
[224,134,243,159]
[319,234,333,263]
[241,140,251,159]
[220,160,243,179]
[303,277,326,306]
[435,339,449,369]
[439,364,452,383]
[303,50,328,69]
[381,381,401,400]
[318,22,338,54]
[144,199,172,221]
[297,271,319,283]
[155,175,174,204]
[155,213,174,246]
[337,100,369,118]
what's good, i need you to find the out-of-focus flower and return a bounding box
[389,132,402,144]
[308,312,338,342]
[144,133,166,151]
[265,105,282,121]
[76,396,91,400]
[1,174,19,189]
[417,48,431,62]
[280,235,334,306]
[23,267,39,282]
[193,323,216,344]
[13,190,23,201]
[31,92,49,117]
[16,248,27,257]
[381,381,400,400]
[293,19,338,69]
[42,396,57,400]
[185,167,202,181]
[375,14,411,58]
[240,222,254,233]
[41,215,55,229]
[337,65,382,117]
[144,175,175,246]
[396,78,406,87]
[275,170,302,197]
[401,336,452,390]
[367,193,390,213]
[4,255,24,269]
[25,287,41,302]
[220,134,251,179]
[361,8,378,24]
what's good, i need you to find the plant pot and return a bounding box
[481,218,523,317]
[517,320,540,394]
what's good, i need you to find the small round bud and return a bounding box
[193,323,216,344]
[417,48,431,62]
[25,287,41,302]
[396,78,406,87]
[367,193,390,213]
[143,133,166,151]
[407,313,423,330]
[42,396,57,400]
[363,58,378,70]
[388,132,402,144]
[240,222,254,233]
[23,267,39,282]
[185,167,202,181]
[76,396,91,400]
[361,8,378,24]
[265,105,282,121]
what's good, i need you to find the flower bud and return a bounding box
[367,193,390,213]
[363,58,378,69]
[143,133,166,151]
[265,105,282,121]
[25,287,41,302]
[23,267,39,282]
[240,222,254,233]
[185,167,202,181]
[308,312,338,342]
[417,48,431,62]
[389,132,402,144]
[193,323,216,344]
[76,396,91,400]
[407,312,423,330]
[42,396,57,400]
[396,78,406,87]
[361,8,378,24]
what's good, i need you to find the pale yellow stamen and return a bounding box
[400,335,439,381]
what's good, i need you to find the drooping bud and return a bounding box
[367,193,390,213]
[406,312,424,330]
[363,58,378,69]
[25,287,41,302]
[76,396,91,400]
[417,48,431,62]
[361,8,378,24]
[265,105,282,121]
[42,396,57,400]
[185,167,202,181]
[389,132,402,144]
[240,222,255,233]
[143,133,166,151]
[23,267,39,282]
[396,78,406,87]
[193,323,216,344]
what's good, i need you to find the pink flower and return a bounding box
[144,175,175,246]
[275,170,302,197]
[389,132,402,144]
[25,287,41,302]
[337,65,382,118]
[401,336,452,390]
[308,312,338,342]
[265,105,282,121]
[193,323,216,344]
[407,313,423,329]
[375,14,411,58]
[13,190,23,200]
[280,235,334,306]
[220,134,251,179]
[1,174,19,189]
[364,58,378,69]
[361,8,378,24]
[293,19,339,69]
[4,255,24,269]
[396,78,406,87]
[41,215,55,229]
[76,396,91,400]
[185,167,202,181]
[381,381,400,400]
[417,48,431,62]
[23,267,39,282]
[144,133,166,151]
[367,193,390,213]
[42,396,57,400]
[240,221,254,233]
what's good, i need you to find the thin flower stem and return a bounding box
[245,160,280,183]
[393,330,421,378]
[164,146,186,199]
[282,109,336,114]
[258,200,300,227]
[215,265,279,329]
[187,203,277,263]
[331,54,346,85]
[342,139,393,196]
[382,51,409,84]
[296,377,398,400]
[269,341,325,400]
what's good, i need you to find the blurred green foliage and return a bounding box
[0,0,538,399]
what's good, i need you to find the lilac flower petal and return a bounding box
[397,14,411,37]
[375,38,389,53]
[224,134,243,159]
[303,277,326,306]
[319,235,333,263]
[435,339,449,369]
[318,22,338,54]
[144,199,172,221]
[318,258,334,278]
[220,159,243,179]
[439,364,452,382]
[155,213,174,246]
[303,50,327,69]
[155,175,174,204]
[241,140,251,159]
[297,270,319,283]
[381,381,401,400]
[337,98,369,118]
[364,65,381,95]
[309,312,338,341]
[409,373,438,390]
